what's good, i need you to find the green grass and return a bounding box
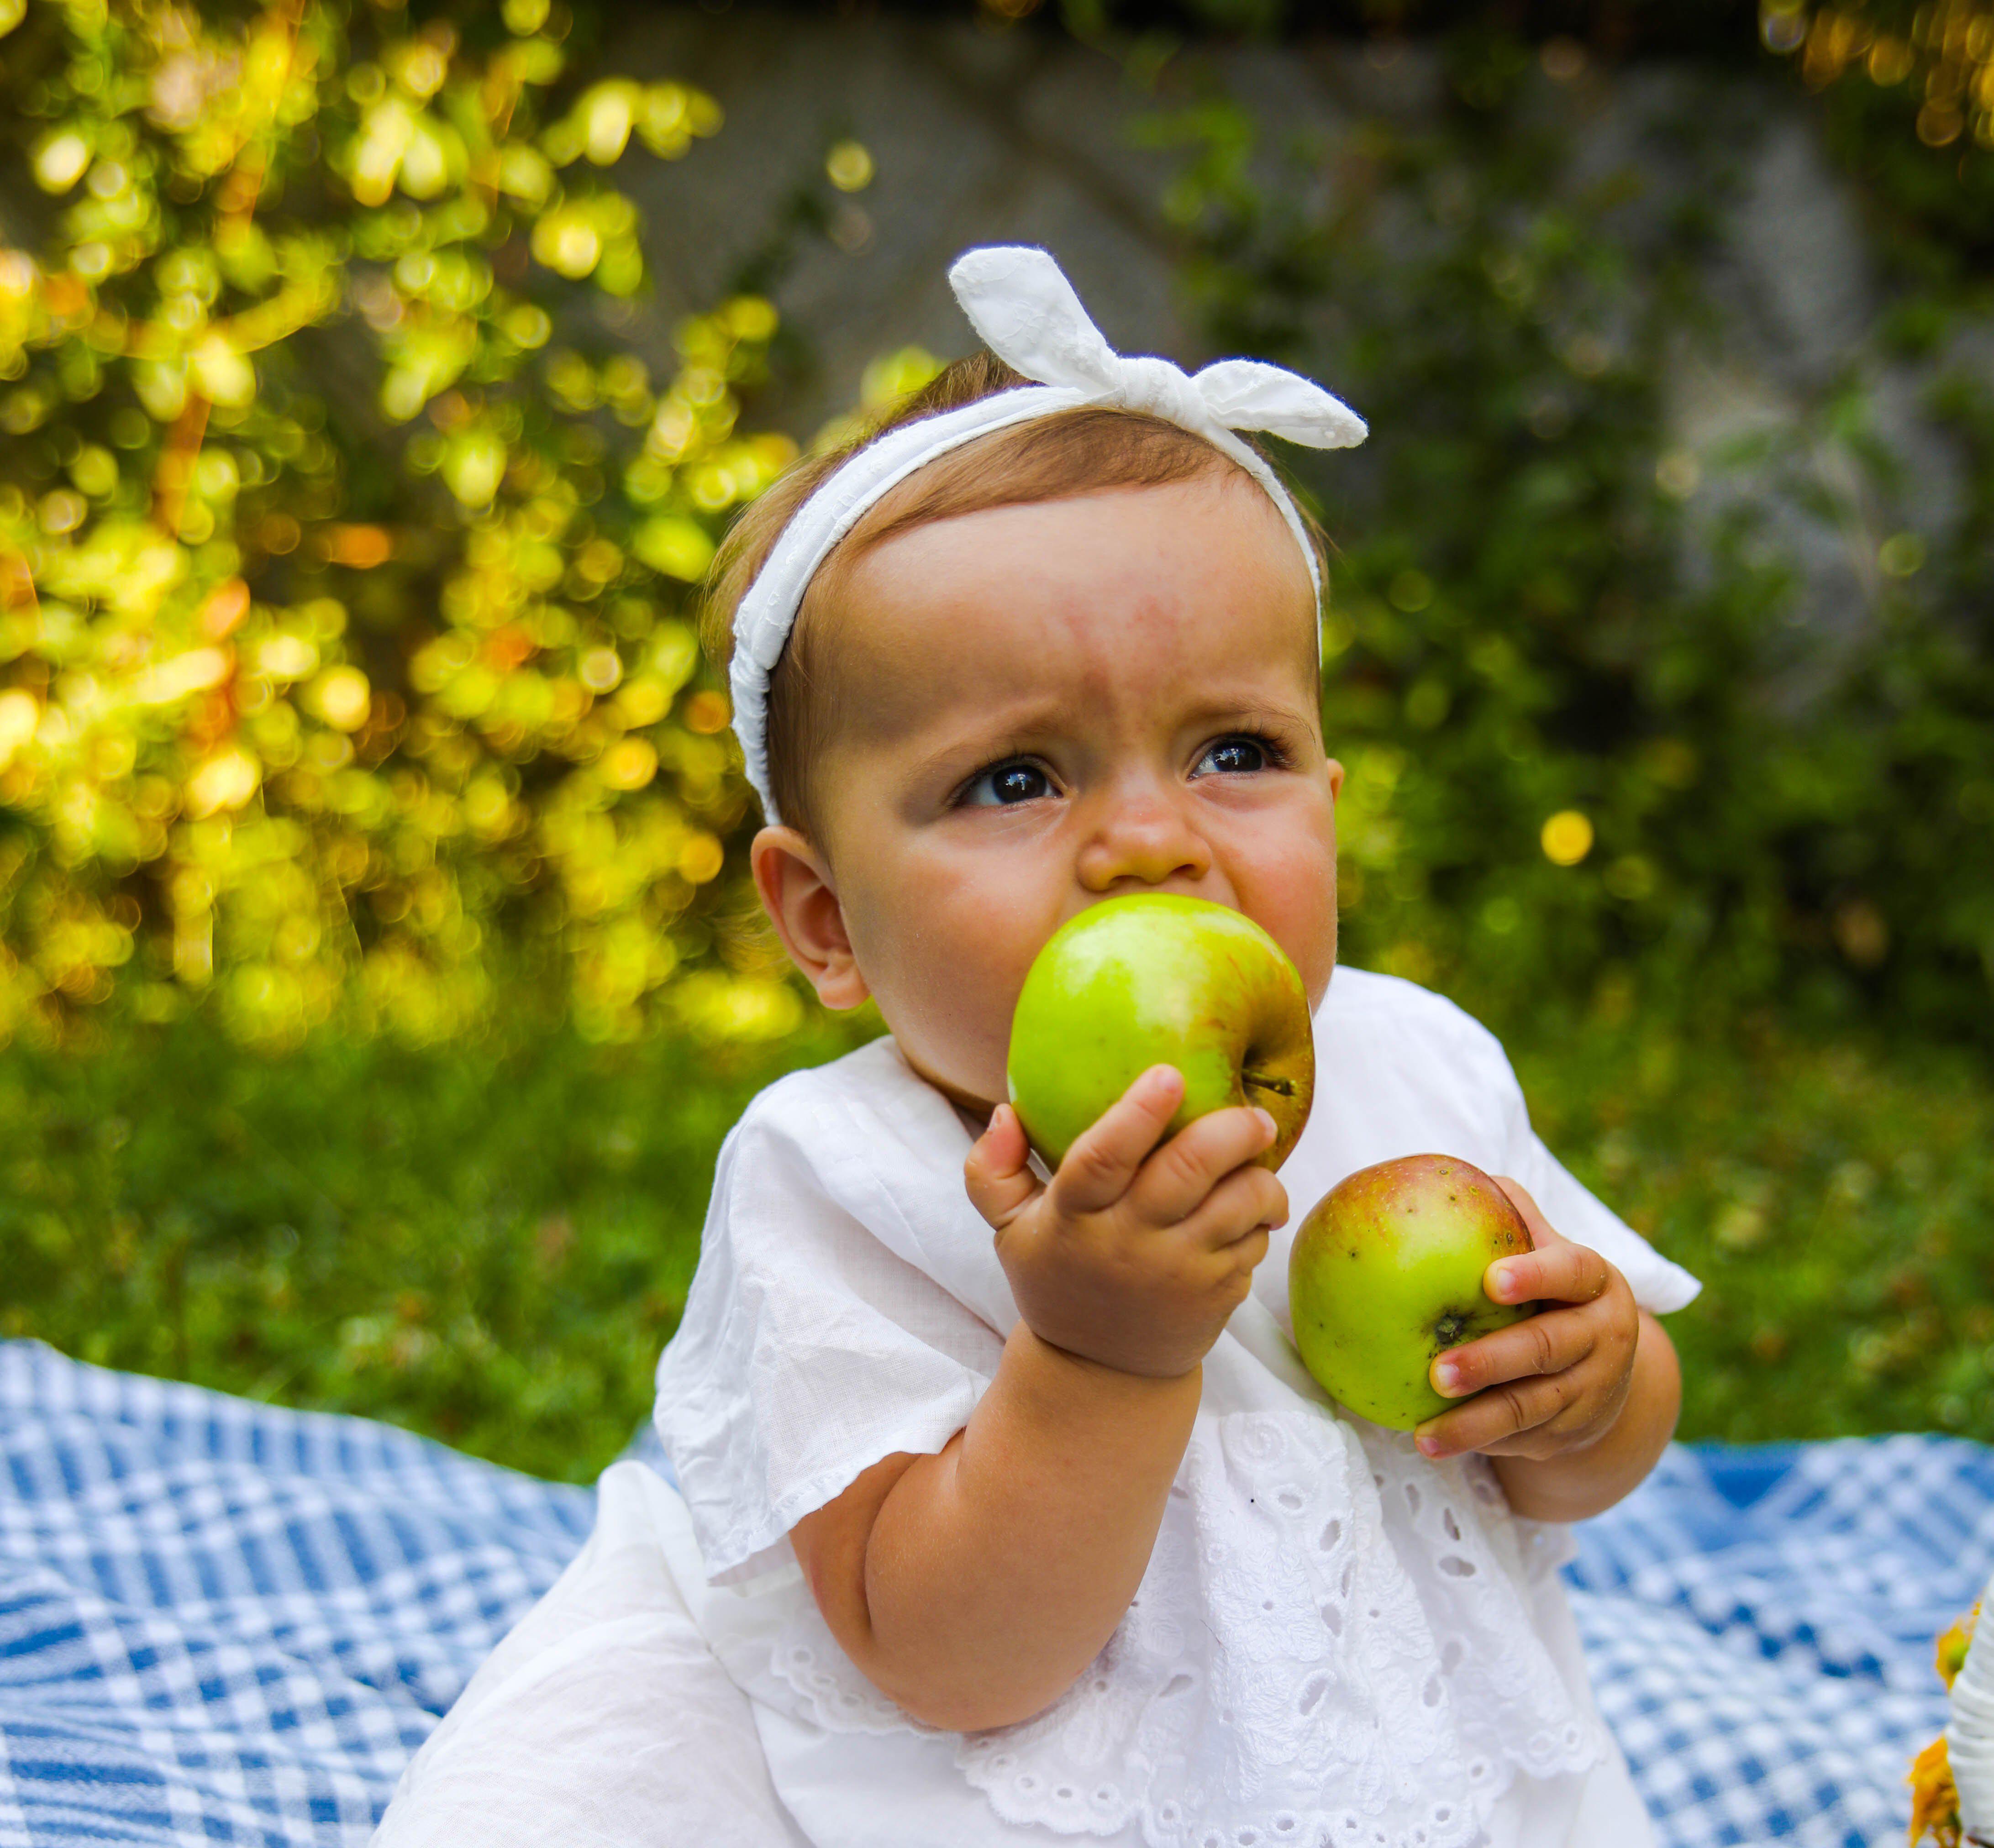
[1511,1012,1994,1447]
[5,1001,1991,1481]
[0,1014,845,1481]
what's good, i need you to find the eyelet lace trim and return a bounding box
[772,1406,1605,1846]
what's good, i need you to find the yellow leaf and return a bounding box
[190,333,256,408]
[0,688,38,766]
[132,647,232,706]
[312,666,372,731]
[255,635,319,682]
[186,748,261,818]
[632,515,713,582]
[32,131,89,194]
[677,831,723,883]
[600,737,657,791]
[581,81,639,164]
[531,209,602,279]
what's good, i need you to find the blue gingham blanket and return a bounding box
[0,1341,1975,1847]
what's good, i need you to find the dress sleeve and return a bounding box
[652,1076,1004,1585]
[1453,1013,1702,1317]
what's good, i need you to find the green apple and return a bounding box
[1006,893,1314,1171]
[1288,1153,1536,1431]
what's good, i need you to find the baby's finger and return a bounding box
[1172,1161,1287,1254]
[1429,1303,1593,1401]
[1484,1235,1611,1311]
[964,1103,1041,1230]
[1049,1066,1186,1216]
[1415,1365,1584,1460]
[1223,1223,1271,1278]
[1126,1105,1278,1227]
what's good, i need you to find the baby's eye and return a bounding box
[1194,735,1273,777]
[960,760,1054,807]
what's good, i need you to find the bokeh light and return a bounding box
[1541,811,1595,867]
[0,0,788,1051]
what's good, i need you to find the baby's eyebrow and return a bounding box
[904,724,1053,791]
[893,691,1073,761]
[1179,698,1315,730]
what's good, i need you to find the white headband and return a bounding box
[727,244,1367,825]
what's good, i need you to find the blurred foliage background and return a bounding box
[1,0,1991,1482]
[0,0,798,1050]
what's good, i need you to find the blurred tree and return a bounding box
[1055,0,1994,207]
[1761,0,1994,263]
[1127,20,1994,1048]
[1048,0,1765,53]
[0,0,800,1049]
[3,0,1988,1061]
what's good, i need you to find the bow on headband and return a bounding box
[950,245,1367,459]
[728,244,1367,825]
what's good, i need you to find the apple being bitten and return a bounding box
[1005,894,1314,1171]
[1289,1153,1537,1432]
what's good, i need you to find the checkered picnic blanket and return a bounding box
[0,1339,1977,1847]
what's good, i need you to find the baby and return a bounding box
[374,248,1700,1848]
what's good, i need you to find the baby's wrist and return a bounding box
[1022,1316,1210,1386]
[1009,1322,1204,1415]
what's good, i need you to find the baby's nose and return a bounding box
[1075,788,1212,892]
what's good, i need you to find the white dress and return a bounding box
[374,968,1701,1848]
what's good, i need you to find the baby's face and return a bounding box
[759,472,1342,1114]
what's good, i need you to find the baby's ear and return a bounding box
[751,827,871,1010]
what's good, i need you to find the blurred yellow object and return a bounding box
[1541,810,1594,866]
[826,139,874,192]
[1942,1612,1980,1688]
[312,668,372,732]
[1911,1601,1981,1846]
[320,524,394,567]
[1911,1733,1961,1848]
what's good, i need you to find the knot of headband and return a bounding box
[727,244,1367,826]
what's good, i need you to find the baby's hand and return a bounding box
[966,1065,1285,1379]
[1414,1179,1639,1463]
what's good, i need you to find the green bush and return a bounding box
[0,0,799,1050]
[2,0,1988,1059]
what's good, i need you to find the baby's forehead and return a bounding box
[820,478,1320,719]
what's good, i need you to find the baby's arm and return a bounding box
[1413,1179,1682,1522]
[789,1066,1281,1734]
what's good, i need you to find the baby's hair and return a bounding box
[703,351,1323,843]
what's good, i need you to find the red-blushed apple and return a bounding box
[1289,1153,1537,1431]
[1006,893,1314,1171]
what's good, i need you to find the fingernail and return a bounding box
[1489,1264,1513,1300]
[1416,1434,1443,1458]
[1252,1108,1278,1143]
[1434,1361,1461,1393]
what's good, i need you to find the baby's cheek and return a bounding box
[1247,847,1339,1003]
[862,886,1040,1102]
